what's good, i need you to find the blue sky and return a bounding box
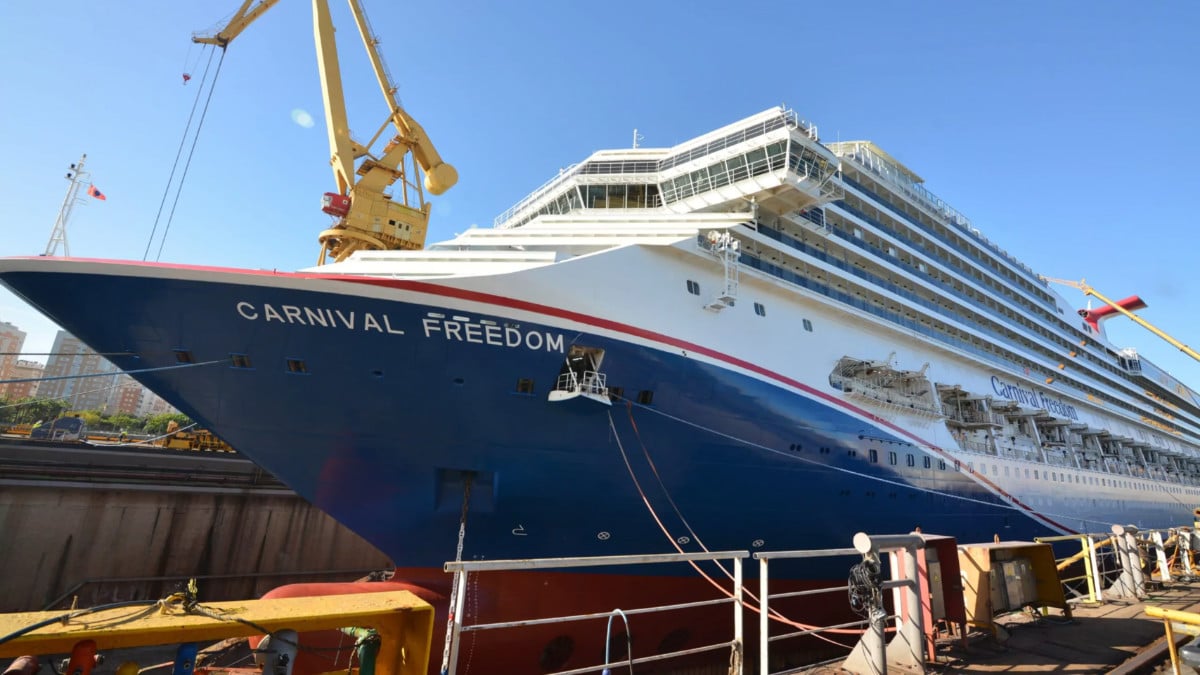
[1,1,1198,388]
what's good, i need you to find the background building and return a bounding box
[137,388,176,418]
[5,360,44,399]
[103,373,144,416]
[39,331,121,411]
[0,321,27,398]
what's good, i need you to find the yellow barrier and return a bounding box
[1143,605,1200,675]
[0,591,433,675]
[1036,534,1107,604]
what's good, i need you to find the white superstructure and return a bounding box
[312,107,1200,532]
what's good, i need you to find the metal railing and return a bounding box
[553,370,608,397]
[442,550,747,675]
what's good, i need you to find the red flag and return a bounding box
[87,185,106,201]
[182,73,191,85]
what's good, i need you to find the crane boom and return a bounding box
[1043,277,1200,365]
[193,0,457,264]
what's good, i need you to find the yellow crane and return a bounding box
[1042,277,1200,364]
[195,0,457,264]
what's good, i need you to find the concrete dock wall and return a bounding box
[0,486,393,611]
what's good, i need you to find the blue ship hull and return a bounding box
[0,260,1069,574]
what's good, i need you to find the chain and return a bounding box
[439,473,473,675]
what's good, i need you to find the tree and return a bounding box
[107,413,140,433]
[144,412,193,435]
[13,398,69,425]
[75,410,103,428]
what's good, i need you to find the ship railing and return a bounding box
[1034,533,1111,605]
[554,370,608,397]
[756,533,931,675]
[443,550,747,675]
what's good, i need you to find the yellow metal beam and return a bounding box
[193,0,282,46]
[1043,276,1200,366]
[0,591,433,675]
[1081,283,1200,365]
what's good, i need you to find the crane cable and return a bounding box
[144,45,228,262]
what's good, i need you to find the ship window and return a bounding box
[906,454,915,467]
[888,451,897,465]
[938,459,946,470]
[285,358,308,374]
[803,319,813,332]
[229,353,252,369]
[754,302,766,317]
[923,456,931,469]
[636,390,654,405]
[608,386,624,400]
[686,280,700,295]
[174,349,194,364]
[870,449,879,463]
[954,460,961,472]
[515,378,535,394]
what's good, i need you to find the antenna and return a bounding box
[632,128,644,149]
[46,153,89,256]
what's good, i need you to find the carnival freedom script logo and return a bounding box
[990,375,1079,420]
[236,302,404,334]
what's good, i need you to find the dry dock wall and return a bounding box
[0,486,393,612]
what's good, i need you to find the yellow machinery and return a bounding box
[194,0,457,264]
[0,590,433,675]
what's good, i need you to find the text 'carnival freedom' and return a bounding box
[991,375,1079,420]
[234,302,565,353]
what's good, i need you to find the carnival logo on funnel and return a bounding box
[991,375,1079,420]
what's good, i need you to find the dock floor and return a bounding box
[932,580,1200,673]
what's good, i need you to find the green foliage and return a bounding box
[74,410,103,428]
[9,398,70,426]
[144,412,192,435]
[107,413,140,432]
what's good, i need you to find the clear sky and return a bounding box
[1,1,1198,388]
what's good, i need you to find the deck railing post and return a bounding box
[1084,534,1101,604]
[759,558,769,675]
[733,556,744,675]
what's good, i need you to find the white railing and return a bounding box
[442,551,746,675]
[554,370,608,397]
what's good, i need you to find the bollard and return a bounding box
[842,533,927,675]
[1110,525,1146,600]
[1181,528,1196,579]
[1150,531,1171,584]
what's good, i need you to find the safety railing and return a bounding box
[442,550,747,675]
[754,546,862,675]
[755,532,928,675]
[1144,605,1200,674]
[1035,533,1107,604]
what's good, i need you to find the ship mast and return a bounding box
[45,153,89,257]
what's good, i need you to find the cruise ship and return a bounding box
[4,107,1199,670]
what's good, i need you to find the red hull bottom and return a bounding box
[260,568,861,674]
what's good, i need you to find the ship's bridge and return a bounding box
[492,108,842,230]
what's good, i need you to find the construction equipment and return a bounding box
[194,0,457,264]
[1042,277,1200,365]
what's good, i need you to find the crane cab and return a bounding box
[321,192,351,217]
